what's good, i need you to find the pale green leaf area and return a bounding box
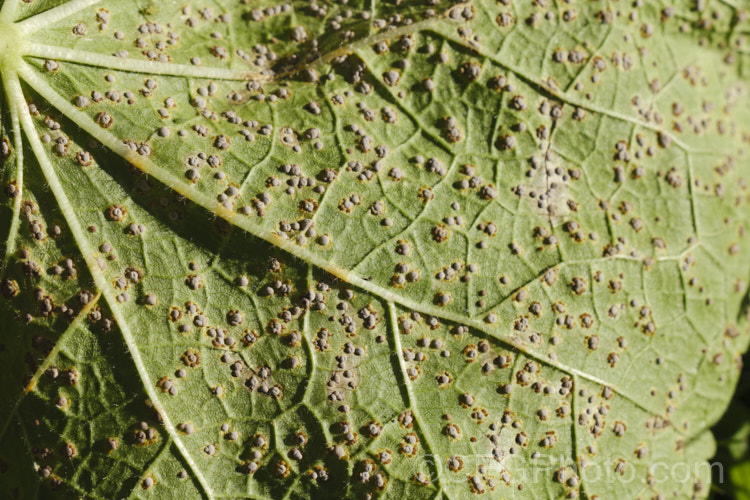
[0,0,749,498]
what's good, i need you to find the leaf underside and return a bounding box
[1,0,749,498]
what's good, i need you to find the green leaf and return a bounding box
[728,461,750,500]
[1,0,749,498]
[712,400,750,500]
[711,357,750,500]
